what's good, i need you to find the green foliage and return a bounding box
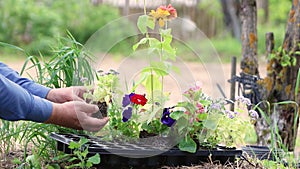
[107,102,141,139]
[0,0,125,54]
[269,0,292,25]
[64,138,100,169]
[253,98,299,168]
[178,136,197,153]
[22,32,96,88]
[51,0,120,44]
[295,68,300,99]
[133,14,177,109]
[47,138,101,169]
[198,0,223,19]
[268,46,298,67]
[0,0,62,54]
[86,70,119,104]
[174,86,257,152]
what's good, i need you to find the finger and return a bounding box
[73,86,87,98]
[84,117,110,132]
[76,102,99,113]
[73,95,85,102]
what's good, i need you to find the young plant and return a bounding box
[21,31,96,88]
[64,138,101,169]
[268,46,298,67]
[91,4,179,141]
[170,83,258,153]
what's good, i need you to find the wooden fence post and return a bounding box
[230,56,237,111]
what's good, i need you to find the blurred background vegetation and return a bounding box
[0,0,292,62]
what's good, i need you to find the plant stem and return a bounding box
[151,69,154,112]
[143,0,146,15]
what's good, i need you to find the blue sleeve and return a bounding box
[0,74,52,122]
[0,62,51,98]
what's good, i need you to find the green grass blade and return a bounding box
[295,68,300,100]
[0,42,24,52]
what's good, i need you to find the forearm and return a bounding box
[0,62,51,98]
[0,74,52,122]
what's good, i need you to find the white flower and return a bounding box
[249,110,259,119]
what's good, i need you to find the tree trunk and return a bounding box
[220,0,241,40]
[123,0,130,16]
[240,0,259,76]
[258,0,300,151]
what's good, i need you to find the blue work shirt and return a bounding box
[0,62,52,122]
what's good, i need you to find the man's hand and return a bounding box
[45,101,109,132]
[46,86,87,103]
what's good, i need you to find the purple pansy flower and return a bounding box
[161,108,176,127]
[122,107,133,122]
[122,94,131,107]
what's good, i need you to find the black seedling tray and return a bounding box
[242,145,283,161]
[50,132,242,168]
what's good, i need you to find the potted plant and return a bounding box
[83,3,259,152]
[51,3,260,167]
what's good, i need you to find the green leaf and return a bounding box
[197,113,208,121]
[69,141,80,149]
[47,164,60,169]
[86,161,93,168]
[133,37,148,51]
[147,17,155,30]
[148,38,161,49]
[268,53,276,60]
[143,73,162,94]
[137,15,149,34]
[0,41,24,52]
[291,57,297,66]
[88,153,101,164]
[280,60,290,67]
[81,148,89,158]
[177,101,196,113]
[178,136,197,153]
[12,158,22,165]
[203,114,221,130]
[175,117,189,133]
[79,137,89,145]
[170,110,185,120]
[200,100,211,106]
[132,72,150,91]
[295,68,300,99]
[150,61,170,76]
[160,28,172,37]
[68,157,78,162]
[147,106,161,124]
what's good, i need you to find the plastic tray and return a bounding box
[50,132,242,168]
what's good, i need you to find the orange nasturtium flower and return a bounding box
[149,4,177,27]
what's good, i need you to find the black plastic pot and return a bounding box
[50,132,242,168]
[241,145,283,161]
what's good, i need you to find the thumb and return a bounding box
[73,95,85,102]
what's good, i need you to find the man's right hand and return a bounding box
[45,101,109,132]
